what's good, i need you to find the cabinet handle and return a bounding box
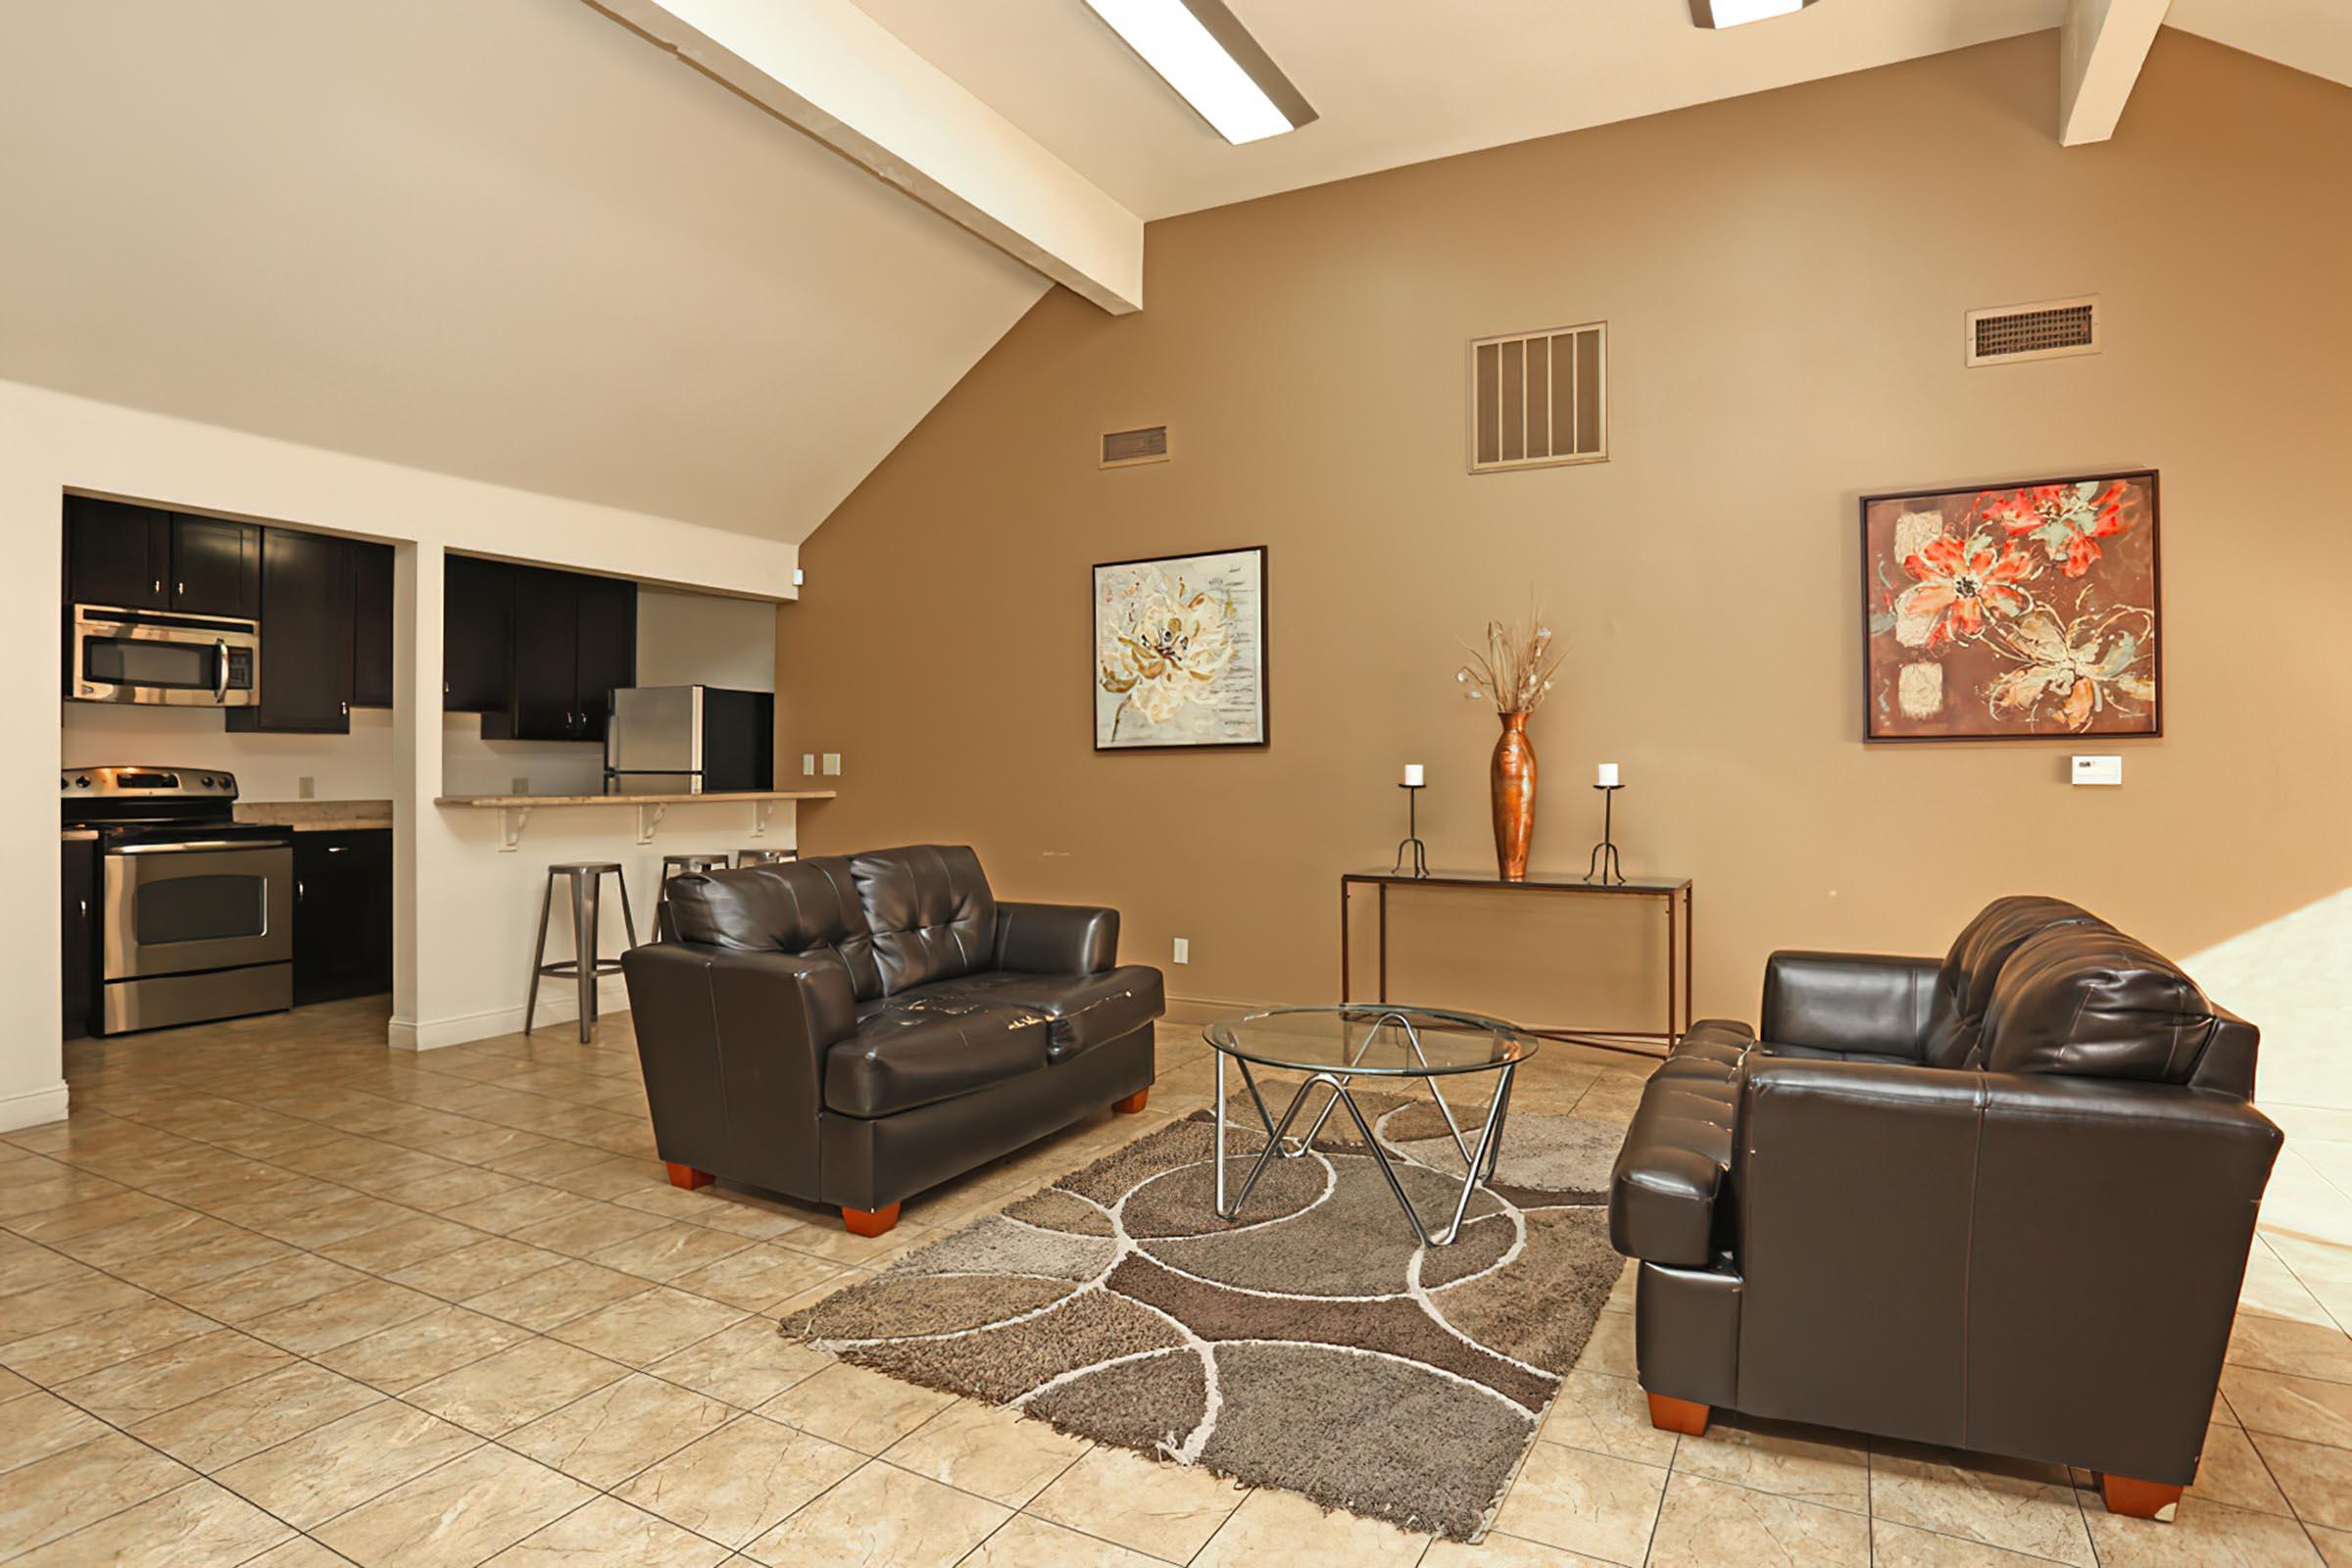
[176,580,185,597]
[341,701,349,716]
[77,899,87,918]
[153,578,161,595]
[296,879,306,902]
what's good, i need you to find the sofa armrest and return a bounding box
[1760,951,1939,1059]
[621,942,859,1195]
[1733,1055,2279,1481]
[993,902,1118,975]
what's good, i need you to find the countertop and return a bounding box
[434,790,835,807]
[235,800,392,832]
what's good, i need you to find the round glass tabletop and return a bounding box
[1202,1004,1537,1077]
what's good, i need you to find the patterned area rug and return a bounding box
[783,1091,1628,1541]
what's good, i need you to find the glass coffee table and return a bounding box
[1203,1004,1539,1247]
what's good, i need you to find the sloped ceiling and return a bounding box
[0,0,1047,543]
[850,0,2351,220]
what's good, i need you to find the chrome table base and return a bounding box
[1210,1011,1517,1248]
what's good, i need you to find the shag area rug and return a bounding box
[783,1091,1628,1541]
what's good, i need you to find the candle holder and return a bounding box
[1393,782,1430,878]
[1585,783,1625,886]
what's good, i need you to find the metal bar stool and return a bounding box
[735,849,797,866]
[524,862,639,1043]
[655,853,731,943]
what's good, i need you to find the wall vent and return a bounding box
[1101,425,1170,468]
[1966,296,2099,367]
[1470,321,1606,472]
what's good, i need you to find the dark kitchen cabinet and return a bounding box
[351,541,394,709]
[168,514,261,618]
[293,830,393,1005]
[61,838,97,1041]
[484,566,635,742]
[443,555,512,713]
[227,528,355,734]
[64,497,170,610]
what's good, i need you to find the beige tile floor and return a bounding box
[2,995,2348,1565]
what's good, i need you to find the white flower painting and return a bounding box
[1093,547,1268,749]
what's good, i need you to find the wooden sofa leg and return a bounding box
[1646,1393,1710,1436]
[2100,1475,2183,1522]
[665,1163,712,1191]
[842,1202,901,1238]
[1112,1089,1150,1114]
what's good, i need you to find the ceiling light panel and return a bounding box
[1083,0,1316,144]
[1690,0,1815,27]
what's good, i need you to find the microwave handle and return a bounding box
[214,639,229,705]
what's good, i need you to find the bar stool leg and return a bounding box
[524,866,557,1037]
[615,868,640,950]
[573,869,600,1044]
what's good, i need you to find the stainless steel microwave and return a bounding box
[70,604,260,707]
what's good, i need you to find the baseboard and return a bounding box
[391,975,631,1052]
[0,1081,71,1133]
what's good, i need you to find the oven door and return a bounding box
[103,840,294,980]
[72,605,260,707]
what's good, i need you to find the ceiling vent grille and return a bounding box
[1101,425,1170,468]
[1967,297,2099,367]
[1470,322,1606,472]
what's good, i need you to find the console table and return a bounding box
[1339,867,1692,1058]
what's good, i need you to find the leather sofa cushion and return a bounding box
[1609,1061,1740,1268]
[851,847,999,995]
[1919,896,2107,1069]
[876,965,1165,1062]
[1982,924,2223,1085]
[1662,1019,1754,1076]
[825,997,1048,1117]
[665,858,884,1002]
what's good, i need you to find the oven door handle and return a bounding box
[111,839,289,855]
[214,639,230,705]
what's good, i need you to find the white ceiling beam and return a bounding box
[2058,0,2171,146]
[585,0,1145,314]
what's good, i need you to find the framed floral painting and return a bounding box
[1862,470,2161,741]
[1094,547,1269,750]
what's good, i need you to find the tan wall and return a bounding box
[776,30,2352,1026]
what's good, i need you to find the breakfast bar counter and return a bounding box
[435,790,835,850]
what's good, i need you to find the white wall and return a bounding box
[6,376,800,1128]
[635,587,777,692]
[61,705,400,804]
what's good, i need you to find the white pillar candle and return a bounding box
[1596,762,1620,787]
[1402,763,1425,787]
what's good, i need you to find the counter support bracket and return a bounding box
[633,803,668,845]
[750,799,777,839]
[498,806,532,853]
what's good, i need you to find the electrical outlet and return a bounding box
[297,776,316,800]
[822,754,841,776]
[802,754,816,776]
[1173,937,1190,964]
[513,776,531,795]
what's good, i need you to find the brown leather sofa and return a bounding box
[1608,896,2279,1523]
[621,845,1162,1237]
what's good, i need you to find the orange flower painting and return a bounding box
[1863,471,2160,740]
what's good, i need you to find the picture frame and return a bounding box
[1093,546,1269,751]
[1860,469,2162,742]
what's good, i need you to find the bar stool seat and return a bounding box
[525,861,639,1043]
[735,848,797,866]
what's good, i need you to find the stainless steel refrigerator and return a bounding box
[604,685,775,795]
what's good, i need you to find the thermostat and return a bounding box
[2072,755,2123,786]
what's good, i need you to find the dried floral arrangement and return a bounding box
[1454,603,1563,714]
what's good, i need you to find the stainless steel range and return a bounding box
[62,767,293,1034]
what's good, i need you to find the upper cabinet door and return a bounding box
[443,555,513,713]
[570,574,636,744]
[505,565,579,741]
[65,497,170,611]
[169,514,260,619]
[227,529,354,734]
[350,541,394,709]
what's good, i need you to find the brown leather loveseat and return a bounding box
[1608,896,2279,1522]
[622,845,1162,1237]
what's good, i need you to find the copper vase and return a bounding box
[1491,710,1536,881]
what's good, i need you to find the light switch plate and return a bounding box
[802,754,815,776]
[513,776,531,795]
[1173,937,1190,964]
[297,776,316,800]
[2072,755,2123,786]
[822,754,841,776]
